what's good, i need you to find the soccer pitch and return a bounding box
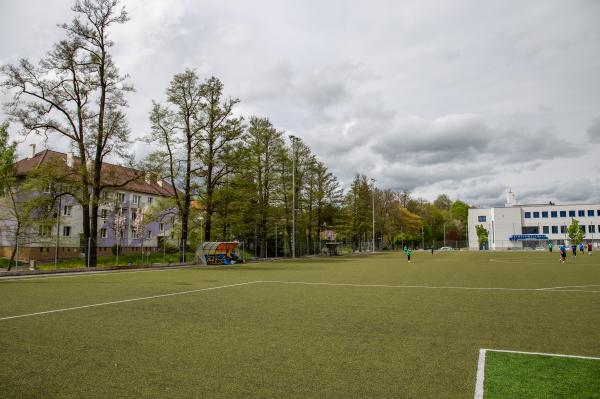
[1,251,599,398]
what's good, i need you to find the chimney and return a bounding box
[28,144,36,159]
[157,180,164,188]
[66,151,74,168]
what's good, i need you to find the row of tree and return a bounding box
[0,0,472,267]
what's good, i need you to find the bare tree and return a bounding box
[1,0,134,267]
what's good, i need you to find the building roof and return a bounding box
[15,149,177,198]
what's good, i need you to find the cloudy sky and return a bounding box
[1,0,600,207]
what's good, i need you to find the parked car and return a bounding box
[439,246,454,251]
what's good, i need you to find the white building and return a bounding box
[468,190,600,250]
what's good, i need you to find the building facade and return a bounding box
[468,191,600,250]
[0,147,180,262]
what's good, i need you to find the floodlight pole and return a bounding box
[54,195,61,269]
[290,135,298,259]
[371,178,376,253]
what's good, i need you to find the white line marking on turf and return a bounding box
[474,349,487,399]
[473,348,600,399]
[0,263,243,282]
[537,285,600,291]
[256,280,600,293]
[0,281,260,321]
[4,279,600,322]
[483,348,600,360]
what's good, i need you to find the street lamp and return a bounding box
[289,134,299,259]
[371,178,376,253]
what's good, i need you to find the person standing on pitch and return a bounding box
[579,243,584,254]
[571,244,577,257]
[406,248,412,263]
[588,242,593,256]
[547,242,553,252]
[559,244,567,263]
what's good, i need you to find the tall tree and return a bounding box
[146,69,205,261]
[242,117,284,257]
[196,77,243,241]
[1,0,133,267]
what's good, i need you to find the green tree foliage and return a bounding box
[475,224,489,249]
[567,219,585,245]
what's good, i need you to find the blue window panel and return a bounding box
[569,211,576,217]
[590,225,596,234]
[533,212,540,218]
[578,210,585,217]
[542,226,549,234]
[560,211,566,217]
[542,211,548,218]
[551,211,557,218]
[478,216,486,222]
[587,210,594,217]
[560,226,567,234]
[524,212,531,218]
[551,226,558,234]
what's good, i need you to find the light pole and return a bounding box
[371,178,376,252]
[289,135,299,259]
[54,195,61,269]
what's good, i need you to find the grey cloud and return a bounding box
[587,117,600,142]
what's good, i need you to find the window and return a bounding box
[63,226,71,237]
[578,210,585,217]
[551,211,557,218]
[590,225,596,234]
[568,210,575,217]
[580,225,586,233]
[588,210,594,217]
[524,212,531,219]
[551,226,558,234]
[100,228,107,238]
[560,211,566,217]
[117,192,125,203]
[170,216,175,224]
[560,226,567,234]
[131,209,137,221]
[542,226,549,234]
[542,211,548,218]
[533,212,540,218]
[478,216,487,222]
[147,197,153,205]
[63,205,72,216]
[146,230,151,239]
[38,225,52,237]
[131,228,138,239]
[101,191,108,200]
[100,209,108,219]
[132,195,141,205]
[159,223,164,232]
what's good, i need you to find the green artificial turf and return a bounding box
[483,351,600,398]
[0,251,599,398]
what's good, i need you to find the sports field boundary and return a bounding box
[474,348,600,399]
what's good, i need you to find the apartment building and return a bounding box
[0,146,179,261]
